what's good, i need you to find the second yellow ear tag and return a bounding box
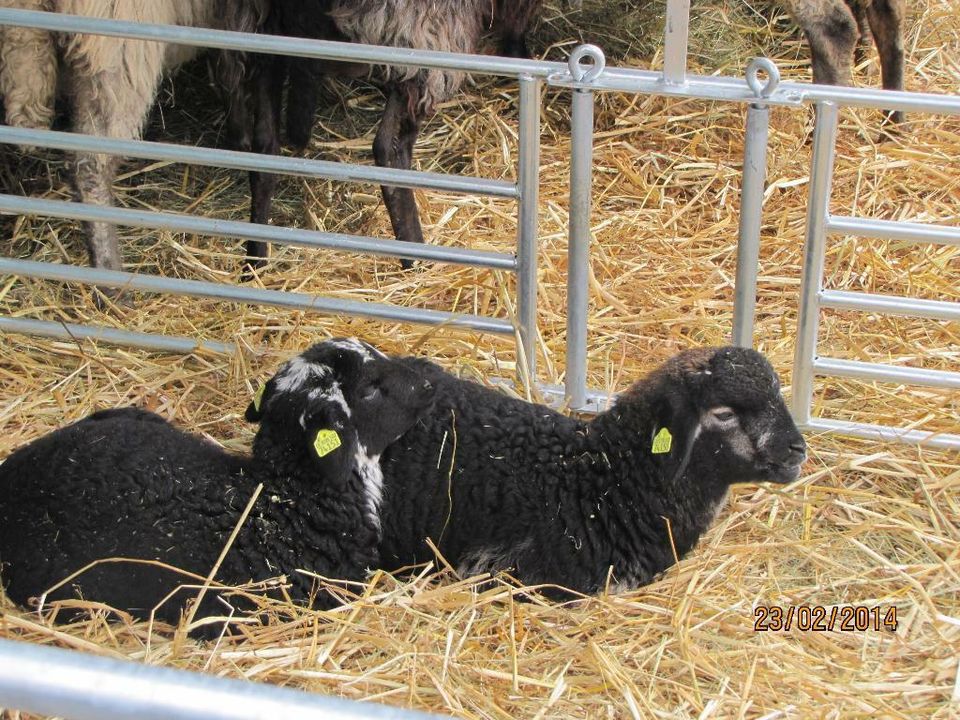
[253,384,266,412]
[652,427,673,454]
[313,429,342,457]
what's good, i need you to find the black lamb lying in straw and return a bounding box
[377,345,807,595]
[0,338,434,626]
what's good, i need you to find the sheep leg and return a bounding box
[218,52,253,153]
[68,76,143,273]
[373,82,424,270]
[493,0,542,58]
[285,59,321,152]
[243,56,285,275]
[865,0,905,124]
[843,0,872,67]
[63,32,166,279]
[790,0,858,86]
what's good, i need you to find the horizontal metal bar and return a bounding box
[786,80,960,116]
[0,258,515,335]
[552,67,960,114]
[0,316,233,354]
[819,290,960,322]
[826,215,960,247]
[0,126,518,200]
[0,638,444,720]
[0,195,518,271]
[3,9,960,115]
[802,417,960,451]
[0,8,558,79]
[813,356,960,390]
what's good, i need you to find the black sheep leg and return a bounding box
[373,82,424,270]
[285,58,321,152]
[243,56,285,277]
[865,0,905,125]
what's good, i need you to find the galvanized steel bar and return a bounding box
[0,195,517,271]
[0,317,233,354]
[553,68,960,115]
[516,75,542,384]
[826,215,960,247]
[565,87,597,410]
[0,126,518,199]
[803,418,960,451]
[819,289,960,322]
[791,101,839,425]
[731,100,771,347]
[0,258,515,335]
[662,0,691,85]
[813,356,960,390]
[0,638,444,720]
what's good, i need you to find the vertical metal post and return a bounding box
[516,75,541,386]
[663,0,691,85]
[564,45,604,410]
[792,101,839,425]
[732,59,778,348]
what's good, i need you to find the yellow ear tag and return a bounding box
[253,384,266,412]
[652,427,673,454]
[313,429,342,457]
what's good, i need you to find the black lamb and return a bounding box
[376,345,807,596]
[0,338,434,626]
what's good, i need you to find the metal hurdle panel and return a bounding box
[791,102,960,450]
[0,7,547,385]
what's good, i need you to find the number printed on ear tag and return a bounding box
[253,384,266,412]
[313,429,342,457]
[652,427,673,454]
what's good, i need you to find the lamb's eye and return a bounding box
[361,384,381,401]
[710,407,736,423]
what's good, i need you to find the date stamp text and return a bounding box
[754,605,898,632]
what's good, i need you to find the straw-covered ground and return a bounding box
[1,1,958,717]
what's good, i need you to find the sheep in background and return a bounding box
[240,0,544,269]
[375,346,807,597]
[0,0,268,271]
[0,338,434,627]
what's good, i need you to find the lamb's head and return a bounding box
[628,346,806,487]
[245,338,435,482]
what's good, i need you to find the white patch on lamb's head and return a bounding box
[308,381,351,418]
[328,337,378,363]
[273,356,330,393]
[354,443,383,531]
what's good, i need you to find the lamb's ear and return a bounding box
[244,382,270,423]
[304,408,357,489]
[649,391,700,480]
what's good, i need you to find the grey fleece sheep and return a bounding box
[0,338,434,626]
[0,0,268,271]
[375,345,807,597]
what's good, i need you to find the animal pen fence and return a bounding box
[0,1,957,717]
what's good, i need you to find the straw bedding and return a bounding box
[0,0,958,717]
